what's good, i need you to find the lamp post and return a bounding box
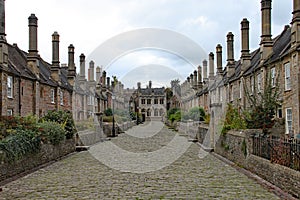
[112,94,116,137]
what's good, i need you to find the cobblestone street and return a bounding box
[0,122,280,199]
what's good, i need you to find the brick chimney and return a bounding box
[27,14,39,76]
[107,77,110,88]
[88,61,95,82]
[226,32,235,77]
[67,44,76,86]
[260,0,273,60]
[190,74,194,86]
[0,0,5,40]
[216,44,222,75]
[203,60,208,82]
[241,18,251,72]
[79,53,86,80]
[51,31,60,83]
[0,0,7,68]
[102,71,107,87]
[209,52,215,80]
[96,66,101,83]
[149,80,152,88]
[291,0,300,48]
[193,70,197,88]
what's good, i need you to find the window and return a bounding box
[219,87,222,102]
[154,99,158,104]
[257,73,262,92]
[88,95,94,106]
[277,105,282,118]
[40,86,44,98]
[7,109,13,116]
[160,99,164,104]
[147,99,151,104]
[271,67,276,87]
[285,62,291,90]
[60,90,64,105]
[7,76,13,98]
[141,99,145,104]
[50,89,55,103]
[154,109,158,116]
[286,108,292,134]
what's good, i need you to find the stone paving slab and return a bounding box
[0,122,281,199]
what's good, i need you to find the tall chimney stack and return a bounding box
[260,0,273,60]
[96,66,101,83]
[107,77,110,88]
[149,80,152,88]
[193,70,198,88]
[27,14,39,76]
[79,53,86,80]
[0,0,5,40]
[0,0,7,68]
[102,71,106,87]
[291,0,300,48]
[226,32,235,77]
[241,18,251,72]
[67,44,76,86]
[209,52,215,80]
[28,14,38,59]
[51,32,60,83]
[216,44,222,74]
[88,61,95,82]
[203,60,208,82]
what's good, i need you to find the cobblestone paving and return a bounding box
[0,122,280,199]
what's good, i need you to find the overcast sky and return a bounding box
[5,0,293,88]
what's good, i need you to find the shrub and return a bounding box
[104,108,113,116]
[169,110,181,122]
[167,108,180,119]
[0,129,40,162]
[221,104,247,135]
[103,116,113,123]
[41,110,76,139]
[39,121,65,145]
[188,107,205,121]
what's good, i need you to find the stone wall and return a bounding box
[103,121,136,137]
[0,139,75,183]
[215,130,300,198]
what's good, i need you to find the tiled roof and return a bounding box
[7,43,73,91]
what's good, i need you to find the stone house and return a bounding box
[180,0,300,144]
[0,1,75,117]
[130,81,166,121]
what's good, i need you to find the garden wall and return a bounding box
[215,130,300,198]
[0,139,75,184]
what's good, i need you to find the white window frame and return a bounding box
[7,76,13,98]
[257,73,262,93]
[50,89,55,103]
[286,108,292,134]
[271,67,276,87]
[60,90,64,105]
[285,62,291,91]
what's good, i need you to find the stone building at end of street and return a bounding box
[130,81,167,122]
